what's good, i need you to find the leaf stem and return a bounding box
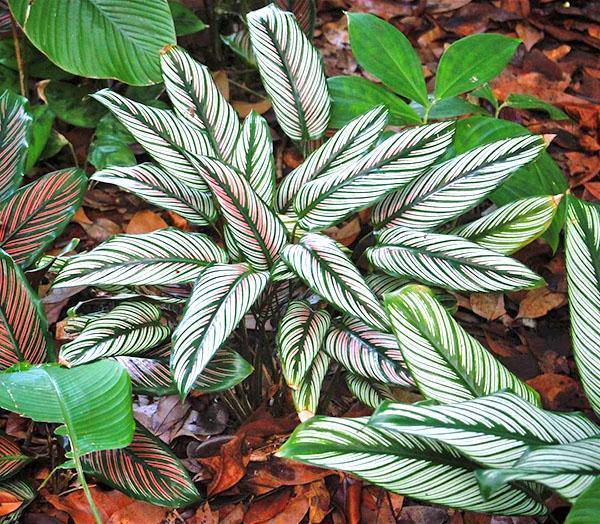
[10,15,26,97]
[72,451,103,524]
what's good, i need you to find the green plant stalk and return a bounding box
[72,448,103,524]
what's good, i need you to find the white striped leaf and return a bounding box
[292,351,330,421]
[92,163,217,226]
[276,0,316,35]
[190,155,287,270]
[345,373,395,409]
[60,302,170,366]
[368,227,544,293]
[452,195,560,255]
[277,300,330,389]
[276,106,387,211]
[477,436,600,503]
[161,46,240,161]
[247,4,330,142]
[564,196,600,417]
[294,122,455,231]
[233,111,276,205]
[53,229,227,288]
[371,391,599,470]
[281,233,389,331]
[372,136,543,231]
[0,478,36,523]
[171,263,269,397]
[91,89,211,189]
[0,92,30,201]
[324,317,412,387]
[278,416,545,515]
[222,30,256,66]
[384,284,540,405]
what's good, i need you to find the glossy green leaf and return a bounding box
[44,82,106,128]
[169,1,206,36]
[504,94,569,120]
[565,475,600,524]
[24,105,54,173]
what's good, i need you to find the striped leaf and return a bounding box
[278,416,545,515]
[275,0,316,35]
[276,106,387,211]
[371,391,598,470]
[292,351,330,421]
[372,136,543,231]
[0,435,30,480]
[0,169,87,267]
[294,122,455,231]
[82,424,199,507]
[281,233,389,331]
[384,284,540,405]
[247,4,330,142]
[278,300,330,389]
[368,227,544,293]
[53,229,227,288]
[161,46,240,161]
[92,163,217,226]
[233,111,276,205]
[171,263,269,397]
[91,89,211,189]
[222,30,256,66]
[191,155,287,270]
[564,196,600,417]
[324,317,412,387]
[0,92,30,201]
[345,373,395,409]
[452,195,560,255]
[0,479,36,523]
[60,302,170,367]
[477,436,600,503]
[0,252,53,369]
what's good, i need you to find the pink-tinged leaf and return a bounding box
[0,92,30,201]
[0,435,31,480]
[0,169,87,267]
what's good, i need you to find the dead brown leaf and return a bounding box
[517,287,567,319]
[0,489,23,517]
[267,485,310,524]
[200,435,247,495]
[306,480,330,523]
[126,210,167,234]
[232,100,272,118]
[243,489,292,524]
[470,293,506,321]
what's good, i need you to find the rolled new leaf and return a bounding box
[292,351,330,421]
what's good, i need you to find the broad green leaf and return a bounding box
[383,284,540,404]
[92,163,217,226]
[434,34,520,99]
[24,105,54,172]
[88,113,136,170]
[420,96,487,119]
[60,302,170,367]
[347,13,427,107]
[278,416,545,515]
[291,351,330,421]
[565,475,600,524]
[0,434,31,480]
[371,391,598,470]
[345,373,395,409]
[281,233,389,331]
[294,122,454,231]
[471,84,498,109]
[53,229,227,288]
[452,195,560,255]
[504,94,569,120]
[0,479,36,523]
[44,81,105,128]
[0,91,29,201]
[327,76,421,129]
[9,0,176,85]
[565,196,600,417]
[0,169,87,267]
[169,1,206,36]
[368,227,544,293]
[0,252,53,369]
[275,0,316,35]
[0,361,134,456]
[171,263,269,397]
[82,424,200,507]
[247,4,330,142]
[372,135,543,231]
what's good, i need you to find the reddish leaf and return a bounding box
[0,435,30,480]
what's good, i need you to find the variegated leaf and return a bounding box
[372,136,543,231]
[247,4,330,142]
[278,416,545,515]
[281,233,389,331]
[222,30,256,66]
[171,263,269,397]
[384,284,540,405]
[0,435,31,480]
[452,195,560,255]
[345,373,395,409]
[0,478,36,523]
[0,92,30,201]
[368,227,544,293]
[92,163,217,226]
[276,0,316,35]
[82,424,199,507]
[276,106,387,211]
[161,46,240,161]
[564,196,600,417]
[0,252,53,369]
[292,351,330,421]
[91,89,211,189]
[233,111,276,204]
[60,302,170,366]
[53,229,227,288]
[294,122,455,231]
[0,169,87,267]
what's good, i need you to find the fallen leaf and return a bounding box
[517,288,567,319]
[470,293,506,321]
[515,22,543,51]
[527,373,589,411]
[126,210,167,234]
[213,70,230,100]
[190,502,220,524]
[306,480,330,523]
[232,100,272,118]
[199,435,247,495]
[0,490,22,517]
[243,488,292,524]
[268,485,310,524]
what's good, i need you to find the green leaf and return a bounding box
[0,38,71,80]
[88,114,136,170]
[24,105,54,173]
[0,91,29,201]
[383,284,541,404]
[347,13,427,107]
[0,434,32,480]
[222,30,256,66]
[44,82,106,128]
[327,76,421,129]
[504,94,569,120]
[9,0,176,85]
[471,84,498,109]
[434,34,520,99]
[168,1,206,36]
[566,475,600,524]
[0,361,135,456]
[425,97,488,119]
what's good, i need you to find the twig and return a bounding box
[10,15,26,97]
